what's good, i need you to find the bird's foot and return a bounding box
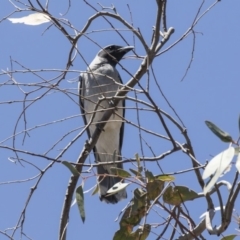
[109,98,118,115]
[96,123,105,132]
[84,140,91,153]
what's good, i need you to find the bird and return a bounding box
[79,44,134,203]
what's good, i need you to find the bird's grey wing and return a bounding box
[79,73,91,139]
[97,72,127,203]
[79,67,127,204]
[117,72,125,161]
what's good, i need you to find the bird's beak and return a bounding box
[118,46,134,53]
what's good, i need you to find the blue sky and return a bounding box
[1,0,240,239]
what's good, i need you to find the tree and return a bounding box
[1,0,240,239]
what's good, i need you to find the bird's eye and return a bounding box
[109,46,117,50]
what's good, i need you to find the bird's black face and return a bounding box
[98,45,134,65]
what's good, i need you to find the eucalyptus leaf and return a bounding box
[155,175,175,181]
[130,224,151,240]
[147,180,164,200]
[203,147,235,195]
[110,167,131,178]
[91,184,99,196]
[221,235,237,240]
[113,228,132,240]
[76,185,85,223]
[236,151,240,174]
[8,13,50,25]
[129,169,144,182]
[205,121,233,142]
[163,186,198,205]
[202,147,235,179]
[107,182,130,196]
[62,161,80,176]
[145,170,154,181]
[129,168,141,176]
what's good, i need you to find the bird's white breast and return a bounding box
[82,61,123,134]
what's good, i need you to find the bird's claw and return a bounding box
[96,123,105,132]
[84,140,91,152]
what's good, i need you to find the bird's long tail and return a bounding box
[96,153,127,204]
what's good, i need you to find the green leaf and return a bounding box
[110,167,131,178]
[118,188,149,237]
[91,184,99,196]
[221,235,237,240]
[120,204,146,228]
[130,224,151,240]
[155,175,175,181]
[146,180,164,200]
[205,121,233,142]
[129,168,144,181]
[120,205,141,228]
[145,170,154,181]
[133,188,148,208]
[113,228,132,240]
[76,185,85,223]
[106,182,130,196]
[62,161,80,176]
[163,186,198,205]
[129,168,141,176]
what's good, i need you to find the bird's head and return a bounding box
[97,45,134,66]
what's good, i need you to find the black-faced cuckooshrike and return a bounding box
[79,45,133,203]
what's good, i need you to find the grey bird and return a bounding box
[79,45,134,203]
